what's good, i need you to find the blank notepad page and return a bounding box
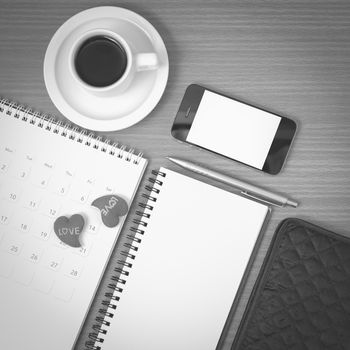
[101,168,269,350]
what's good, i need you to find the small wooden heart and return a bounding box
[53,214,84,248]
[91,195,128,228]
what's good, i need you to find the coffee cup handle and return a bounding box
[135,53,158,71]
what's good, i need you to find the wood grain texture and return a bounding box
[1,0,350,349]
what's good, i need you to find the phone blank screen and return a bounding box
[186,90,281,169]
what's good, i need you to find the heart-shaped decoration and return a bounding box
[91,195,128,228]
[53,214,84,248]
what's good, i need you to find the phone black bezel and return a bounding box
[171,84,297,175]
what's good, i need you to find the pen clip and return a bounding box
[241,191,283,208]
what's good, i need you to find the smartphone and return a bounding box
[171,84,297,175]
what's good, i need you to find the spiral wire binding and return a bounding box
[0,97,144,164]
[85,169,166,350]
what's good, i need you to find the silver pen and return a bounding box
[166,157,298,208]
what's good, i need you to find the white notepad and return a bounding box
[0,99,147,350]
[97,167,269,350]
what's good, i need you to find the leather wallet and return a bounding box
[232,218,350,350]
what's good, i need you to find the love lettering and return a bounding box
[58,227,81,236]
[101,196,119,216]
[53,214,84,248]
[91,194,129,228]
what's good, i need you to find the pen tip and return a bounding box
[287,199,299,208]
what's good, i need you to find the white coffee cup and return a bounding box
[69,29,158,97]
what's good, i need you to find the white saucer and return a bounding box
[44,6,169,131]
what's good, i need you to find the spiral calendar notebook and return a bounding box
[0,98,147,350]
[87,167,270,350]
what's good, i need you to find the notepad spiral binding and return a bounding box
[85,169,166,350]
[0,97,144,164]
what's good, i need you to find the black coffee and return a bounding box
[74,36,128,87]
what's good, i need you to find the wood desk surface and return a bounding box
[1,1,350,349]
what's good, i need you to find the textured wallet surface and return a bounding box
[232,218,350,350]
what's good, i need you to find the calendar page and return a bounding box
[0,108,147,350]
